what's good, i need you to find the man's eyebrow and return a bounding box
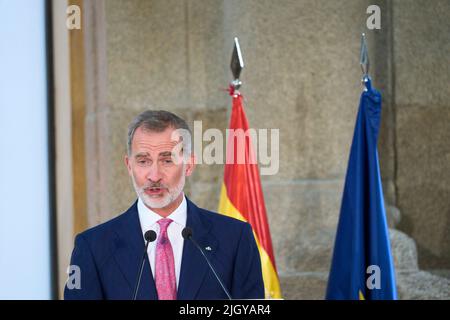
[134,152,150,158]
[158,151,173,157]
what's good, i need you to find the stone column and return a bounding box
[392,0,450,270]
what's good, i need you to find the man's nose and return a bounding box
[146,162,162,182]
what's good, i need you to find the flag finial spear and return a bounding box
[230,37,244,91]
[360,33,370,77]
[360,33,371,90]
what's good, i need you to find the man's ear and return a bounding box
[184,153,196,177]
[125,154,132,175]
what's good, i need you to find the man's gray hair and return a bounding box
[127,110,192,156]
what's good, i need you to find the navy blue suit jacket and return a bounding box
[64,198,264,300]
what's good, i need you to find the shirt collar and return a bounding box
[137,194,187,230]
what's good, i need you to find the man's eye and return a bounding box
[161,158,173,164]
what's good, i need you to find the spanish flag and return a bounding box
[218,87,282,299]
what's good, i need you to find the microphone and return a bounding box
[133,230,157,300]
[182,227,232,300]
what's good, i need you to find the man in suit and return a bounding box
[64,110,264,300]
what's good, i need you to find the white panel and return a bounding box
[0,0,51,299]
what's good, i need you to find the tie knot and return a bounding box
[157,218,173,233]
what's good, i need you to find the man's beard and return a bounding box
[131,171,185,209]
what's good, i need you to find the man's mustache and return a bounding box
[142,183,169,190]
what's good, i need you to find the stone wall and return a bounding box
[391,0,450,269]
[82,0,450,298]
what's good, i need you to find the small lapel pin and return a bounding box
[205,246,212,251]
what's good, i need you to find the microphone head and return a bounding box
[181,227,193,240]
[144,230,157,242]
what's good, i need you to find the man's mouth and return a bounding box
[144,187,166,196]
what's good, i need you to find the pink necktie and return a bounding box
[155,218,177,300]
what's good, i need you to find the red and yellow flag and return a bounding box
[218,88,282,299]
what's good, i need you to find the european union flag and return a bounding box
[325,77,397,300]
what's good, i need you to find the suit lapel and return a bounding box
[113,202,158,300]
[177,198,218,300]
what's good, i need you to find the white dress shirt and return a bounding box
[137,195,187,287]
